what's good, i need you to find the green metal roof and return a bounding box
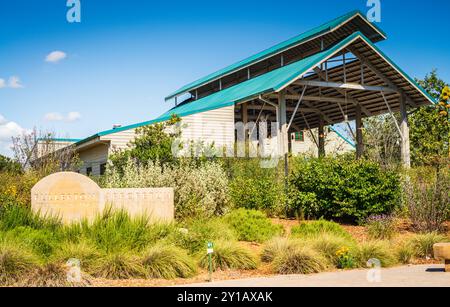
[76,31,435,146]
[165,10,387,101]
[38,138,82,143]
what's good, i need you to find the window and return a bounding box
[294,131,305,142]
[86,167,92,176]
[100,163,107,176]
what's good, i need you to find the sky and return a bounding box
[0,0,449,156]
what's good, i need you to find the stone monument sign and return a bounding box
[31,172,174,224]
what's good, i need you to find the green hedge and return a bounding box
[288,157,401,223]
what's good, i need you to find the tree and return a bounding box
[11,128,80,175]
[109,115,181,170]
[0,154,21,174]
[410,70,449,166]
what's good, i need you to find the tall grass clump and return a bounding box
[0,204,61,232]
[92,251,146,280]
[291,220,353,240]
[82,209,151,252]
[173,218,236,253]
[407,233,449,259]
[261,238,303,263]
[272,246,328,275]
[5,226,60,258]
[52,239,100,272]
[198,241,257,271]
[224,209,283,243]
[308,234,356,268]
[354,241,397,268]
[0,239,39,286]
[365,215,397,240]
[142,244,196,279]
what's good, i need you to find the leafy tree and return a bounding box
[0,154,21,174]
[410,70,449,166]
[110,115,181,170]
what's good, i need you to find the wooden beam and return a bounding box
[295,80,398,93]
[400,94,411,168]
[348,47,418,108]
[313,67,372,116]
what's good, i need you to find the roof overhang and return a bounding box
[165,10,387,101]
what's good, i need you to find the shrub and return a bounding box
[92,251,146,280]
[103,159,230,219]
[408,233,449,259]
[173,218,237,253]
[0,172,39,208]
[198,241,257,271]
[353,241,397,268]
[227,159,285,215]
[224,209,283,243]
[366,215,397,240]
[0,239,39,286]
[291,220,352,240]
[142,244,196,279]
[20,263,90,287]
[272,246,328,275]
[404,167,450,232]
[289,157,401,223]
[308,234,356,268]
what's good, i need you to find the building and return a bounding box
[43,10,434,176]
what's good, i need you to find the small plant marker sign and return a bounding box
[207,242,214,282]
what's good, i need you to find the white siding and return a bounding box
[180,106,235,150]
[78,144,109,176]
[101,129,137,153]
[291,129,355,157]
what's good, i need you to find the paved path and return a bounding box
[183,265,450,287]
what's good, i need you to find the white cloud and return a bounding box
[0,76,23,89]
[0,114,27,157]
[45,51,67,63]
[44,112,65,122]
[8,76,23,89]
[67,111,81,122]
[44,111,81,122]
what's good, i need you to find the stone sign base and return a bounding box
[31,172,174,224]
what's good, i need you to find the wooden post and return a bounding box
[278,91,289,157]
[356,104,364,159]
[318,115,325,158]
[400,94,411,168]
[241,103,248,141]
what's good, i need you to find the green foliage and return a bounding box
[291,220,353,240]
[411,70,449,166]
[395,242,415,264]
[173,218,236,253]
[308,234,356,268]
[404,167,450,232]
[407,233,449,258]
[261,237,298,263]
[289,157,401,222]
[365,215,397,240]
[52,240,100,272]
[227,159,285,215]
[109,115,181,170]
[0,239,39,286]
[103,159,230,220]
[0,204,61,232]
[142,244,197,279]
[224,209,284,243]
[92,251,146,280]
[81,209,152,253]
[0,155,21,174]
[6,227,60,258]
[353,241,397,268]
[272,246,328,275]
[0,172,40,207]
[198,240,257,271]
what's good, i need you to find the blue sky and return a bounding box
[0,0,449,156]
